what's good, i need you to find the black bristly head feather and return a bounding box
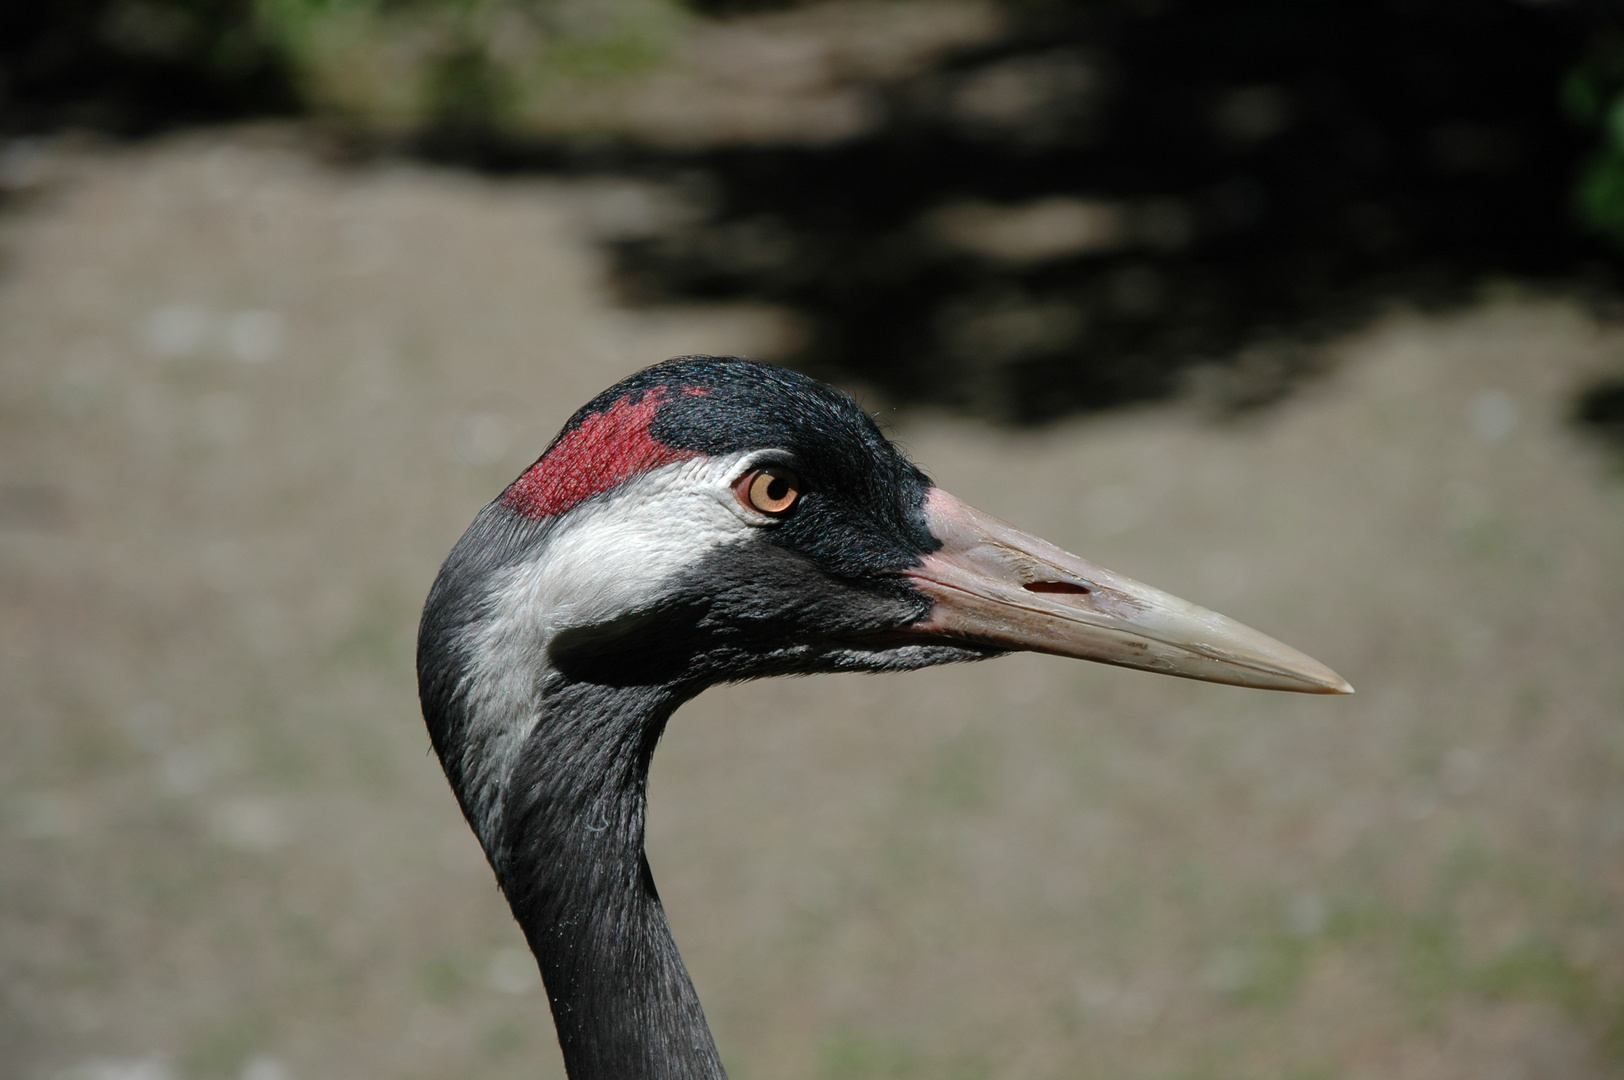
[573,355,942,581]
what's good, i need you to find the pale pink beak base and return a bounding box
[904,489,1353,695]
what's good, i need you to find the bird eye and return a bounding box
[737,466,802,516]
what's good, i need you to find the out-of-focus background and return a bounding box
[3,2,1624,1079]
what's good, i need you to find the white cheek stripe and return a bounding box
[451,451,770,848]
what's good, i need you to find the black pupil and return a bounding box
[765,475,790,503]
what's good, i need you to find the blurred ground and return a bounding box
[2,129,1623,1080]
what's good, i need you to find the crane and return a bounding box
[417,355,1350,1080]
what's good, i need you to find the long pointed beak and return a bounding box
[904,489,1353,695]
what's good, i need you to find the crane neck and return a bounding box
[417,506,728,1080]
[493,678,725,1080]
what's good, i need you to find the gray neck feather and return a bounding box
[430,588,725,1080]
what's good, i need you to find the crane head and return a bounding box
[427,356,1349,697]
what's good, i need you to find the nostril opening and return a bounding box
[1024,581,1091,595]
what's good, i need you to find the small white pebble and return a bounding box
[1470,388,1518,444]
[208,797,291,853]
[1285,890,1326,939]
[142,304,211,361]
[240,1056,293,1080]
[227,311,284,364]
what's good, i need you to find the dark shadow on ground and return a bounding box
[1574,374,1624,456]
[0,1,296,137]
[6,0,1623,426]
[412,0,1622,424]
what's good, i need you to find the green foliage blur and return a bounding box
[0,0,691,137]
[1565,32,1624,247]
[252,0,692,133]
[8,0,1624,264]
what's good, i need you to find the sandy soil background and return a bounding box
[2,129,1623,1080]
